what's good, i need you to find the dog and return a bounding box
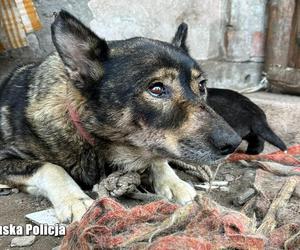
[173,23,286,155]
[206,88,287,154]
[0,11,241,222]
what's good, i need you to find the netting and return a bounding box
[61,195,264,250]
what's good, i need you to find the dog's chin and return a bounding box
[174,150,227,166]
[152,146,228,166]
[192,156,225,166]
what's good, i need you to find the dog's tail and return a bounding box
[253,120,287,151]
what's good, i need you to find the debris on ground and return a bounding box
[60,194,264,250]
[0,184,19,196]
[52,246,61,250]
[10,235,36,247]
[228,144,300,166]
[59,145,300,250]
[194,181,228,191]
[0,188,12,196]
[0,184,10,188]
[233,188,256,206]
[26,209,62,226]
[249,169,300,226]
[267,223,300,249]
[240,160,300,176]
[224,173,235,182]
[284,230,300,250]
[256,176,299,235]
[13,145,298,250]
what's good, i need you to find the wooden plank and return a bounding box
[288,0,300,68]
[256,176,299,235]
[265,0,295,69]
[268,66,300,95]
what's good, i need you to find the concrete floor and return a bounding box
[246,92,300,152]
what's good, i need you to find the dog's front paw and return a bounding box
[54,196,94,223]
[154,177,196,205]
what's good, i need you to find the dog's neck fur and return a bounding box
[67,102,96,146]
[25,53,99,155]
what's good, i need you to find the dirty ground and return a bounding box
[0,193,62,250]
[1,153,299,249]
[0,162,256,250]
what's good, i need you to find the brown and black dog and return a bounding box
[0,11,241,222]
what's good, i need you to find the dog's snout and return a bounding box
[210,126,241,155]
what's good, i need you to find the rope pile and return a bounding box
[60,194,264,250]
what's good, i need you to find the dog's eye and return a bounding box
[148,82,165,97]
[198,78,207,95]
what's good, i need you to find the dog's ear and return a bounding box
[51,10,109,89]
[172,22,189,53]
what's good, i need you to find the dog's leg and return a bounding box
[0,160,93,222]
[245,134,265,154]
[151,160,196,205]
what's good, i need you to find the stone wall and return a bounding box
[0,0,267,90]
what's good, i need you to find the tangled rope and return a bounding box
[170,160,213,181]
[93,171,141,198]
[93,161,214,200]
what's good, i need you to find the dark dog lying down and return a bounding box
[207,88,287,154]
[0,11,241,222]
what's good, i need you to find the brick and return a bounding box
[225,0,267,62]
[251,31,265,59]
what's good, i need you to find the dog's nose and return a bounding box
[219,143,238,155]
[210,126,241,155]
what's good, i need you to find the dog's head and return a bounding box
[51,11,241,165]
